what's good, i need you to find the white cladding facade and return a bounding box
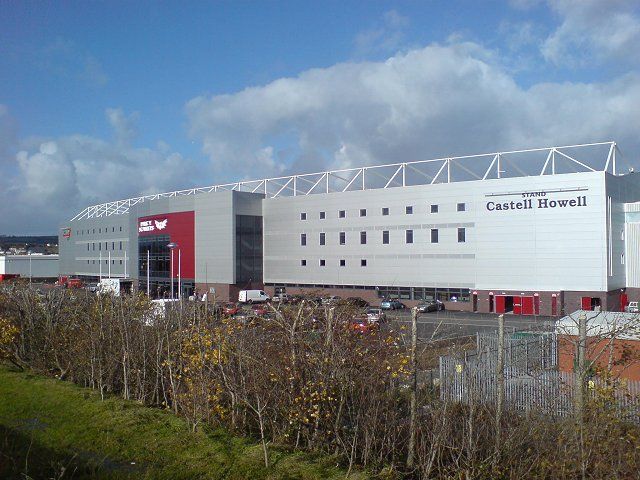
[0,255,59,279]
[264,171,630,293]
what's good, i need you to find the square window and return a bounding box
[360,231,367,244]
[339,210,346,218]
[320,259,326,266]
[320,232,326,245]
[300,212,307,220]
[457,203,466,212]
[431,229,439,243]
[320,211,326,219]
[340,259,346,267]
[301,259,307,266]
[340,232,346,245]
[406,230,413,244]
[382,207,389,216]
[458,228,466,243]
[430,204,438,213]
[360,208,367,217]
[300,233,307,246]
[406,206,413,214]
[383,230,389,244]
[361,259,367,267]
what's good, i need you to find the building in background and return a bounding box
[58,142,640,315]
[0,254,59,282]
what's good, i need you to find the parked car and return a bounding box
[345,297,369,308]
[223,302,240,316]
[366,308,386,323]
[625,301,639,313]
[321,295,341,306]
[348,314,378,334]
[380,299,406,310]
[416,300,445,313]
[238,289,270,304]
[272,293,291,303]
[251,304,269,316]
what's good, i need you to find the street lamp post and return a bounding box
[167,242,179,299]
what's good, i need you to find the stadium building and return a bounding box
[58,141,640,316]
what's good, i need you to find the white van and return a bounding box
[238,289,270,304]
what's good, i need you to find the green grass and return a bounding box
[0,364,367,479]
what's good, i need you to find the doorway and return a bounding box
[472,293,478,312]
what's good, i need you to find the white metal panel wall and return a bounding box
[0,256,59,278]
[625,223,640,288]
[263,171,608,291]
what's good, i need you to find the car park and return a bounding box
[348,314,378,334]
[251,304,269,316]
[238,289,270,304]
[272,293,291,303]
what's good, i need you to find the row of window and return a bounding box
[266,283,470,302]
[301,259,368,267]
[86,259,124,265]
[86,241,125,251]
[302,228,466,245]
[300,203,466,220]
[76,226,124,236]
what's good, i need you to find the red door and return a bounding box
[581,297,592,311]
[521,296,534,315]
[620,293,628,312]
[513,296,522,315]
[551,295,557,316]
[495,295,506,314]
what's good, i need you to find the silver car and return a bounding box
[366,308,386,323]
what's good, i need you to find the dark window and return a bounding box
[406,230,413,244]
[320,259,326,266]
[360,231,367,244]
[320,232,325,245]
[340,232,346,245]
[93,228,95,234]
[431,204,438,213]
[339,210,346,218]
[112,227,115,232]
[87,244,89,251]
[92,243,95,251]
[300,234,307,246]
[99,243,101,251]
[112,242,115,250]
[119,226,122,232]
[431,229,439,243]
[458,228,466,243]
[382,207,389,216]
[301,259,307,266]
[104,242,107,249]
[99,228,101,233]
[119,241,123,250]
[457,203,466,212]
[87,260,89,264]
[235,215,263,283]
[360,208,367,217]
[406,206,413,214]
[300,212,307,220]
[361,259,367,267]
[319,211,325,219]
[383,231,389,244]
[340,259,346,267]
[119,260,123,265]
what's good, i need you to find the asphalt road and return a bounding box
[387,309,555,341]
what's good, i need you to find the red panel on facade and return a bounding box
[581,296,592,311]
[495,295,506,314]
[551,296,558,316]
[513,296,522,315]
[534,295,540,315]
[620,293,629,312]
[138,211,195,279]
[521,296,534,315]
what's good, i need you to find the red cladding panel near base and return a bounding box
[138,211,195,280]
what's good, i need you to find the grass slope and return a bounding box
[0,364,366,479]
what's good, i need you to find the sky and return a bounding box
[1,0,639,234]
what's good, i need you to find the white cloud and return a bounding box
[0,108,195,234]
[354,9,410,57]
[186,42,640,182]
[542,0,640,66]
